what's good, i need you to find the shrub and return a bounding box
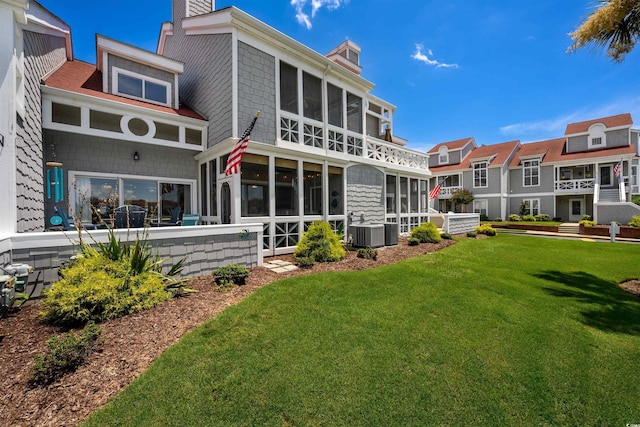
[522,214,536,222]
[633,195,640,206]
[407,237,420,246]
[294,221,345,262]
[508,214,521,222]
[629,216,640,227]
[534,214,550,222]
[212,264,250,286]
[552,217,562,222]
[476,224,497,236]
[579,219,596,227]
[480,214,489,221]
[42,250,173,327]
[440,232,453,240]
[494,217,503,222]
[467,231,477,238]
[357,247,378,260]
[294,256,315,268]
[410,222,442,243]
[29,322,102,387]
[582,214,592,221]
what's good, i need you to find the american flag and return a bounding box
[429,178,447,199]
[225,112,260,175]
[614,159,622,177]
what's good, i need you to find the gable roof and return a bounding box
[565,113,632,135]
[43,60,204,120]
[428,137,475,153]
[430,140,520,173]
[509,137,565,167]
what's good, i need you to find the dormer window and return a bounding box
[588,123,606,149]
[112,67,171,107]
[438,146,449,164]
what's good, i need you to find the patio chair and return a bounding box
[54,206,98,231]
[181,213,200,226]
[113,205,146,228]
[170,206,182,224]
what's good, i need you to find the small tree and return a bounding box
[450,189,474,213]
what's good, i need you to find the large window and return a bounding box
[410,179,419,213]
[73,175,192,226]
[327,83,343,127]
[303,72,322,121]
[346,92,362,133]
[521,199,539,216]
[241,154,269,217]
[113,68,170,106]
[523,159,540,187]
[386,175,397,214]
[328,166,343,215]
[280,62,298,114]
[473,162,488,188]
[473,199,488,216]
[275,158,298,216]
[304,162,323,215]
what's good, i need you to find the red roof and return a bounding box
[430,140,520,172]
[44,60,205,120]
[428,137,475,153]
[564,113,632,135]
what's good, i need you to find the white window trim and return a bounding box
[438,146,449,165]
[473,199,488,215]
[522,159,540,187]
[588,124,607,149]
[111,66,171,107]
[522,198,540,216]
[473,161,488,188]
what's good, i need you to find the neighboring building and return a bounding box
[428,138,520,220]
[429,113,640,223]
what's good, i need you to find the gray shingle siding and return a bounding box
[238,42,276,145]
[509,164,554,194]
[606,129,629,148]
[107,54,175,94]
[597,203,640,225]
[164,0,233,148]
[461,143,474,160]
[346,165,385,224]
[509,195,554,217]
[567,135,588,153]
[463,168,501,195]
[188,0,213,17]
[17,31,67,232]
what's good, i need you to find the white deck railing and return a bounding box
[365,136,429,170]
[555,178,595,192]
[440,186,463,196]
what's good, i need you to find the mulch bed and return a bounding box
[619,279,640,298]
[0,237,456,427]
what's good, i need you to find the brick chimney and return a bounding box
[326,40,362,75]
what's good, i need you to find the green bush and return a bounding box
[29,322,102,387]
[410,222,442,243]
[407,237,420,246]
[294,256,315,268]
[42,252,173,327]
[534,214,550,222]
[357,247,378,260]
[508,214,521,222]
[579,219,596,227]
[467,231,477,238]
[295,221,345,262]
[553,217,562,222]
[629,216,640,227]
[582,214,592,221]
[476,224,497,236]
[480,214,489,221]
[522,214,536,222]
[494,217,503,222]
[212,264,250,286]
[633,195,640,206]
[440,232,453,240]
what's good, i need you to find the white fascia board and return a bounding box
[367,93,396,112]
[41,85,207,128]
[25,1,72,59]
[156,22,173,55]
[97,34,184,74]
[551,155,635,168]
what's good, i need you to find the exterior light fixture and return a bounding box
[133,151,140,161]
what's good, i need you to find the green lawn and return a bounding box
[84,235,640,426]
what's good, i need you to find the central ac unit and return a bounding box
[350,224,385,248]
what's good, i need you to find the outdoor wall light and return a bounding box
[133,151,140,161]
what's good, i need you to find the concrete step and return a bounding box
[558,223,580,234]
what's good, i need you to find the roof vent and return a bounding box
[326,40,362,75]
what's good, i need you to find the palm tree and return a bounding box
[568,0,640,62]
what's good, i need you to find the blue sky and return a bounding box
[38,0,640,152]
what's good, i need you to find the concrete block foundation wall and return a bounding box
[4,224,263,298]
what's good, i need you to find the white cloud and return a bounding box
[291,0,347,29]
[499,96,640,141]
[411,44,459,69]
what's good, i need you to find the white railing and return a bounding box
[440,186,463,196]
[619,180,627,202]
[365,136,429,170]
[555,178,595,192]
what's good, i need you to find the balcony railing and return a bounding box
[365,136,429,171]
[555,178,595,192]
[439,186,463,196]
